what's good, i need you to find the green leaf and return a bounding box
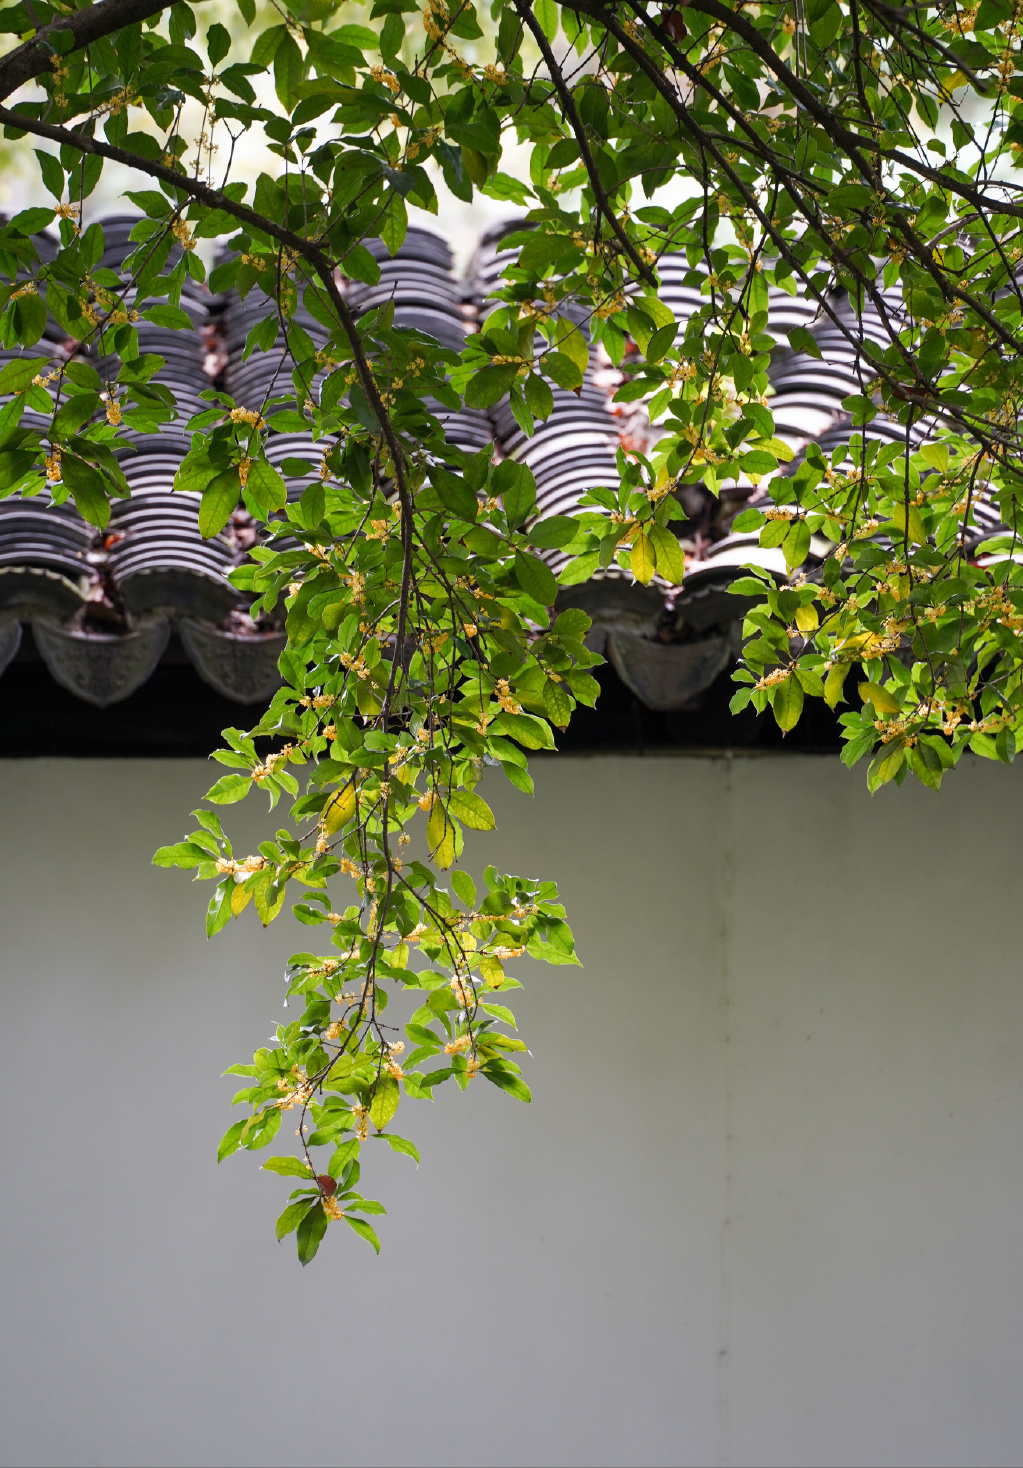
[646,320,678,363]
[217,1120,246,1162]
[867,741,906,792]
[554,316,589,378]
[9,207,54,236]
[514,550,558,607]
[491,711,555,749]
[143,303,194,330]
[62,455,109,530]
[380,192,408,257]
[541,350,584,391]
[451,869,477,907]
[535,0,560,40]
[0,356,44,394]
[382,1134,419,1164]
[152,841,212,869]
[206,879,233,938]
[432,466,478,522]
[794,667,824,697]
[206,20,231,64]
[558,551,599,586]
[205,773,251,804]
[782,519,811,570]
[482,1066,532,1102]
[274,31,304,109]
[788,325,822,359]
[891,501,929,546]
[908,739,944,790]
[328,1139,360,1178]
[528,515,578,549]
[524,371,554,421]
[842,393,877,426]
[262,1155,314,1178]
[344,1214,381,1253]
[296,1200,328,1264]
[465,363,519,409]
[479,1001,517,1029]
[52,392,98,438]
[495,460,537,528]
[739,449,779,476]
[542,677,573,727]
[34,149,64,199]
[198,469,240,539]
[242,459,287,519]
[276,1199,313,1241]
[771,674,803,732]
[448,789,496,829]
[244,1106,281,1151]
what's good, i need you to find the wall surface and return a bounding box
[1,754,1022,1468]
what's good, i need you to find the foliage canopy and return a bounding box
[0,0,1021,1256]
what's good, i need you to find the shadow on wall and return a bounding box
[0,754,1022,1468]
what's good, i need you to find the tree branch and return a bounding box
[0,0,211,103]
[0,104,414,526]
[512,0,656,287]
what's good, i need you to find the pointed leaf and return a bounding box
[771,674,803,732]
[296,1201,328,1264]
[630,530,656,585]
[344,1215,381,1253]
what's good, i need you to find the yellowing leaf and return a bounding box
[757,436,795,463]
[253,872,286,926]
[631,530,656,584]
[859,681,901,715]
[919,443,949,474]
[477,955,506,986]
[369,1073,400,1130]
[824,663,850,709]
[427,799,457,868]
[323,781,357,836]
[230,881,251,916]
[648,521,686,584]
[794,603,819,633]
[868,740,905,792]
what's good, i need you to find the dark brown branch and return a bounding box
[0,0,211,103]
[0,104,414,529]
[563,3,1011,451]
[512,0,657,287]
[652,0,1023,361]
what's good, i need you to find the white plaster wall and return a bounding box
[0,754,1021,1467]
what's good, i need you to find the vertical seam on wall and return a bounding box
[717,751,734,1468]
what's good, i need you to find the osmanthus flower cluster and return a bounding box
[0,0,1021,1255]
